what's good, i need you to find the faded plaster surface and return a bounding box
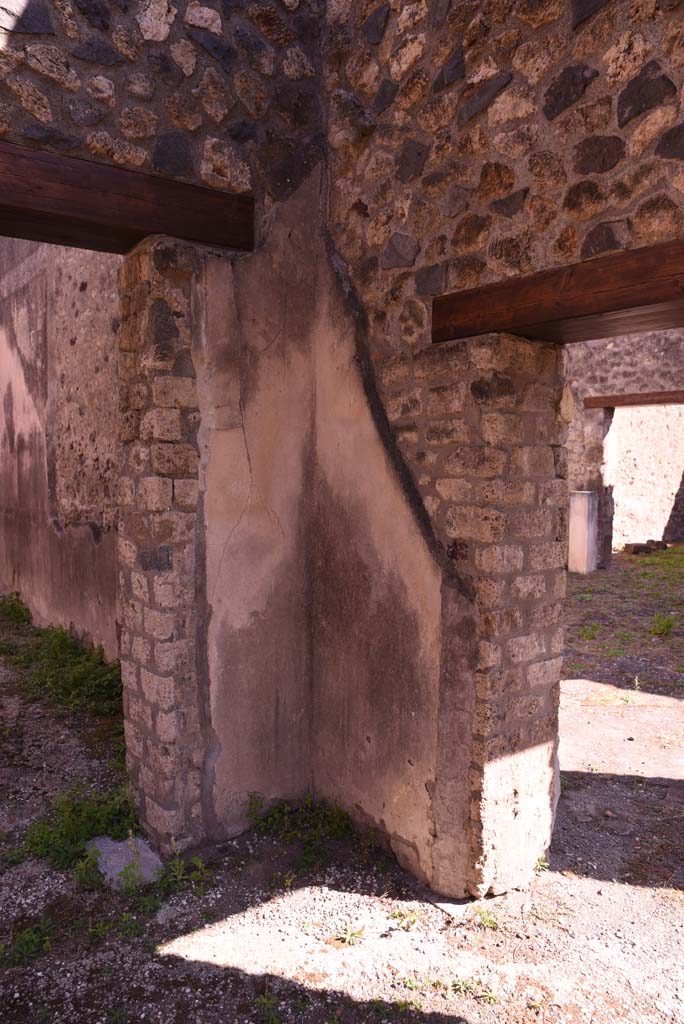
[188,171,479,893]
[604,405,684,548]
[0,238,120,656]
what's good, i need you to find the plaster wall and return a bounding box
[190,174,478,890]
[117,170,565,897]
[0,237,120,656]
[603,404,684,547]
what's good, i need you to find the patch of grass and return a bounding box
[0,638,19,657]
[23,785,138,870]
[86,919,114,945]
[651,613,675,637]
[13,626,122,718]
[0,919,53,965]
[579,623,600,640]
[0,592,31,624]
[105,1009,129,1024]
[336,922,364,946]
[451,978,478,995]
[254,987,280,1024]
[270,870,295,890]
[393,999,421,1014]
[474,905,498,930]
[247,794,353,870]
[118,912,144,939]
[565,662,588,675]
[391,908,418,930]
[157,851,209,897]
[73,846,104,890]
[535,855,549,873]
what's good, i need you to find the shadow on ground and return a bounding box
[551,770,684,890]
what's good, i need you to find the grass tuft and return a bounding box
[13,626,122,719]
[651,613,675,637]
[23,786,138,870]
[0,592,32,625]
[247,795,353,870]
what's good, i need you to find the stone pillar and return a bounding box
[116,236,208,854]
[377,333,569,896]
[445,335,569,896]
[568,490,598,573]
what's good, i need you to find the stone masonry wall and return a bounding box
[565,329,684,560]
[327,0,684,365]
[116,237,208,851]
[114,186,567,895]
[0,0,324,203]
[375,333,568,895]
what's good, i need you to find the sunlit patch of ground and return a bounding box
[564,545,684,696]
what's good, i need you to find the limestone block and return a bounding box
[87,836,163,889]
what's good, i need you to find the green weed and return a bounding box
[579,623,600,640]
[157,851,208,897]
[451,978,478,995]
[535,856,549,873]
[336,922,364,946]
[0,592,31,624]
[118,912,144,939]
[1,920,53,965]
[74,846,104,890]
[254,986,280,1024]
[247,794,353,870]
[105,1009,129,1024]
[23,786,138,870]
[14,626,122,718]
[474,905,498,930]
[391,908,418,930]
[651,613,675,637]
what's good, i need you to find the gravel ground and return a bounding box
[1,552,684,1024]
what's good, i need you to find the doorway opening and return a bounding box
[560,328,684,892]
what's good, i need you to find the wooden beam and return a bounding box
[584,390,684,409]
[0,140,254,254]
[432,239,684,344]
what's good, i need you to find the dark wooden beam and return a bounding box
[0,140,254,254]
[432,239,684,345]
[584,390,684,409]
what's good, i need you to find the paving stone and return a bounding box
[87,836,163,889]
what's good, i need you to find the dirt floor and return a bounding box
[1,549,684,1024]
